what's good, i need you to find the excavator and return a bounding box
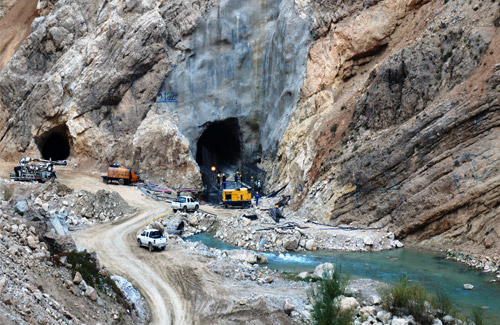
[10,157,67,182]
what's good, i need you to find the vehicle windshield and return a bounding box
[176,197,186,203]
[150,231,162,238]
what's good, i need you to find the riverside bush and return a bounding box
[469,306,484,325]
[307,267,353,325]
[382,276,485,325]
[381,276,433,324]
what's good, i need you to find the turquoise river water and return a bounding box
[188,233,500,322]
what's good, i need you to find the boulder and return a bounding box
[433,319,443,325]
[15,201,28,215]
[64,280,74,288]
[338,296,359,312]
[367,294,381,305]
[34,197,43,206]
[34,290,43,301]
[283,300,295,315]
[463,283,474,290]
[256,254,268,264]
[9,224,19,233]
[85,286,98,301]
[313,262,335,278]
[297,272,309,279]
[189,214,199,227]
[73,272,83,284]
[27,235,38,250]
[363,237,374,246]
[78,279,88,291]
[391,317,409,325]
[305,239,316,251]
[359,306,376,318]
[376,311,391,324]
[226,250,258,264]
[284,239,299,251]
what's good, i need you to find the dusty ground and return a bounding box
[29,164,301,324]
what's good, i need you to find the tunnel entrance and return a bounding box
[36,125,71,160]
[196,118,241,171]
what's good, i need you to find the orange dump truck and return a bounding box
[102,164,140,185]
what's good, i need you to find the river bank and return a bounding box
[169,196,403,253]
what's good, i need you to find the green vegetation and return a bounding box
[307,267,353,325]
[381,276,432,324]
[381,276,485,325]
[64,250,132,311]
[330,124,338,135]
[2,184,14,201]
[470,306,485,325]
[431,292,454,318]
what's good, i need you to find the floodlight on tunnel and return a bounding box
[211,166,216,172]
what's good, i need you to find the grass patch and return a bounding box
[469,306,485,325]
[63,250,133,311]
[381,276,433,324]
[382,276,485,325]
[2,184,14,201]
[307,267,353,325]
[431,292,454,318]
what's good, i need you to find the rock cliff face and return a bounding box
[273,0,500,256]
[1,0,499,257]
[0,0,310,186]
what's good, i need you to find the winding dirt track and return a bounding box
[58,171,191,324]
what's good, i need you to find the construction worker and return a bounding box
[234,172,239,183]
[217,173,221,188]
[251,176,255,191]
[274,205,282,221]
[255,191,260,206]
[256,179,262,192]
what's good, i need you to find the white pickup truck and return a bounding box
[171,196,199,212]
[137,229,167,252]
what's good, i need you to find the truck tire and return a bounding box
[118,179,125,185]
[161,246,166,251]
[137,239,142,247]
[148,243,153,252]
[182,206,187,213]
[194,205,199,212]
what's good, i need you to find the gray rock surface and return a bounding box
[312,262,335,278]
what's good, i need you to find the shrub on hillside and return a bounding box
[307,267,353,325]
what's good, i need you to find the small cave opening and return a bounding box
[196,118,241,170]
[36,125,71,160]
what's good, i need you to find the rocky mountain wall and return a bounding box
[272,0,500,256]
[0,0,220,186]
[1,0,499,258]
[161,0,310,163]
[0,0,312,186]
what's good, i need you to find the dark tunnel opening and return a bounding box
[196,118,241,170]
[36,125,71,160]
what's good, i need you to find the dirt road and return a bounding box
[57,171,189,324]
[0,162,303,324]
